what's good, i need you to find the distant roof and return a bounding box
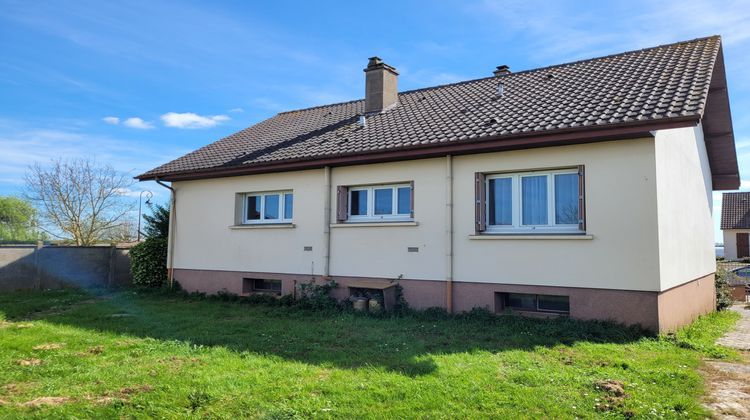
[138,36,739,188]
[721,192,750,229]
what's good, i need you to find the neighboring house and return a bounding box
[138,36,740,332]
[721,192,750,260]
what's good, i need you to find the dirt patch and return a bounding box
[21,396,71,407]
[17,359,42,367]
[32,343,65,351]
[157,356,201,371]
[593,380,629,413]
[1,382,35,396]
[594,379,626,397]
[76,345,104,356]
[703,357,750,419]
[92,385,154,404]
[0,398,6,406]
[114,339,140,347]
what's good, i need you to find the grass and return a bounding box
[0,288,741,419]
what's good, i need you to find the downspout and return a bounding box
[445,155,454,313]
[323,166,332,278]
[155,178,176,289]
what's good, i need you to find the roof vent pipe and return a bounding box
[358,115,367,128]
[493,65,511,76]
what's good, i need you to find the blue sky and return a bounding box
[0,0,748,242]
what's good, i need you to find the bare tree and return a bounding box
[24,158,135,245]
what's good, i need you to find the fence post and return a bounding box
[34,241,43,290]
[108,244,116,288]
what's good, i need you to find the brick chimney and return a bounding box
[493,65,511,76]
[364,57,398,114]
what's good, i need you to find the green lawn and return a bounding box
[0,288,740,419]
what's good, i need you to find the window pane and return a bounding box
[264,194,279,219]
[554,173,578,225]
[374,188,393,215]
[397,187,411,215]
[253,278,281,292]
[350,190,367,215]
[522,175,548,225]
[506,293,536,310]
[488,178,512,225]
[284,194,293,219]
[537,295,570,312]
[246,196,261,220]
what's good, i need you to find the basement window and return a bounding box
[243,191,293,224]
[244,278,282,295]
[501,293,570,314]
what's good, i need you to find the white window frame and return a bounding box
[347,183,412,222]
[243,190,293,224]
[486,169,580,233]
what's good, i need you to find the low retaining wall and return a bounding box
[0,244,132,291]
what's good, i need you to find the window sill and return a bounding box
[469,234,593,240]
[229,223,296,230]
[330,221,419,228]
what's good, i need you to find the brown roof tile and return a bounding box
[138,36,728,180]
[721,192,750,229]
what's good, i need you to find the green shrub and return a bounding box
[130,237,168,288]
[297,280,339,310]
[715,268,734,311]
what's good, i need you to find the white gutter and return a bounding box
[445,155,454,312]
[323,166,332,277]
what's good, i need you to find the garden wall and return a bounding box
[0,244,132,292]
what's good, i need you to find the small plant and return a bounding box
[715,268,734,311]
[297,280,339,310]
[187,389,213,412]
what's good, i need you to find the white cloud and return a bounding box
[160,112,230,129]
[229,107,244,113]
[741,180,750,189]
[123,117,154,129]
[102,116,120,125]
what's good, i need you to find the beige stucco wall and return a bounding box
[451,138,661,291]
[171,138,672,292]
[172,169,328,275]
[723,229,750,260]
[328,158,447,280]
[653,125,716,290]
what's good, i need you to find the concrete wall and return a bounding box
[654,124,716,289]
[171,138,665,292]
[0,245,131,291]
[723,229,750,260]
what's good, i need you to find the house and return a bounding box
[721,192,750,260]
[138,36,740,332]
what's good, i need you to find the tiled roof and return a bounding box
[139,36,723,180]
[721,192,750,229]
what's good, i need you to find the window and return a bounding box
[479,167,584,233]
[502,293,569,314]
[244,278,282,294]
[341,183,413,221]
[243,191,293,224]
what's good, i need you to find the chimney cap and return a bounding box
[493,65,511,76]
[364,56,398,75]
